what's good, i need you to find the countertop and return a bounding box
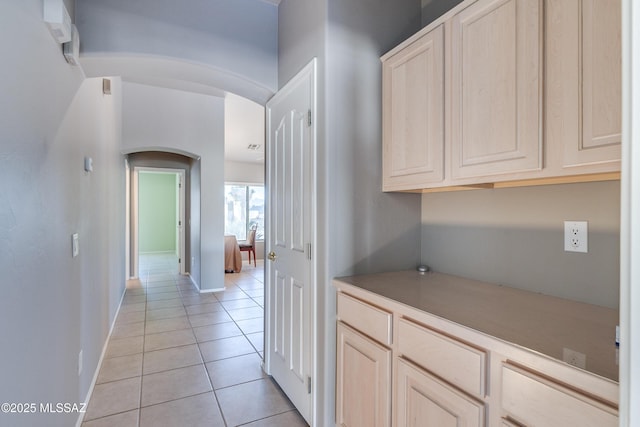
[334,270,619,382]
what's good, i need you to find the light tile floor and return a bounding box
[82,253,307,427]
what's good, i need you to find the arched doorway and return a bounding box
[126,151,198,281]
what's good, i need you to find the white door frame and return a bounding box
[264,58,318,425]
[132,167,186,276]
[619,0,640,424]
[125,158,131,279]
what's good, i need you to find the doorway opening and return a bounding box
[132,167,186,279]
[125,150,198,286]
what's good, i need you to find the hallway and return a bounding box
[82,254,307,426]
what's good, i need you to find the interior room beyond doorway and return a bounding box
[137,169,186,277]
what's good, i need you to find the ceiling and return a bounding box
[224,93,266,164]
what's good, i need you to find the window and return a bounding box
[224,184,264,242]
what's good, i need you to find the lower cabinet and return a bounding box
[334,286,618,427]
[501,363,618,427]
[336,322,391,427]
[395,358,485,427]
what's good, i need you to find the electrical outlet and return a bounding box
[564,221,588,253]
[562,348,586,369]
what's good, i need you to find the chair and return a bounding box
[239,227,257,267]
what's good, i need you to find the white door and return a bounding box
[265,59,316,424]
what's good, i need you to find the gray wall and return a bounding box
[224,160,264,184]
[278,1,423,424]
[422,181,621,309]
[75,0,278,103]
[421,0,463,27]
[326,1,424,278]
[0,3,125,426]
[190,159,202,287]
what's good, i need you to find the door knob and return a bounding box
[267,251,277,261]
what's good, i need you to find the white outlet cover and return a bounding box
[564,221,588,253]
[562,347,587,369]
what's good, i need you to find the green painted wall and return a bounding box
[139,172,177,253]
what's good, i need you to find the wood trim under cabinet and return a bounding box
[398,171,620,193]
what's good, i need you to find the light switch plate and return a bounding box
[72,233,79,258]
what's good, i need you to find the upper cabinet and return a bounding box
[547,0,622,169]
[450,0,542,180]
[381,0,621,192]
[382,25,445,191]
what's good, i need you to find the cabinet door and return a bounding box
[395,358,485,427]
[450,0,542,180]
[336,322,391,427]
[382,25,444,191]
[552,0,622,168]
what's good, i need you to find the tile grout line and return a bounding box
[86,258,276,426]
[189,278,229,427]
[136,266,149,427]
[206,266,266,426]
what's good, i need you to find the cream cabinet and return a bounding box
[336,293,392,427]
[380,0,621,192]
[546,0,621,170]
[336,323,391,427]
[501,362,618,426]
[450,0,542,180]
[382,24,445,191]
[396,318,487,398]
[334,275,619,427]
[395,358,485,427]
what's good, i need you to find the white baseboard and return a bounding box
[186,273,223,294]
[200,287,225,294]
[187,273,200,292]
[75,286,127,427]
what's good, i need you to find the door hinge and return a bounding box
[307,376,312,394]
[307,109,312,127]
[178,258,181,264]
[306,243,312,260]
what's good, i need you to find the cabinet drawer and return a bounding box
[501,362,618,427]
[397,318,487,397]
[337,292,392,346]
